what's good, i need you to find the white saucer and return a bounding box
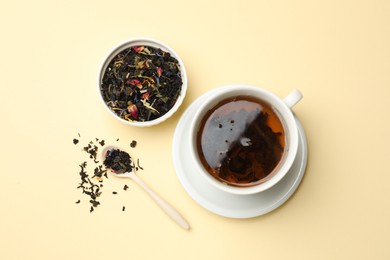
[172,92,308,218]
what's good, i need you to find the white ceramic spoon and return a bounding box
[101,146,190,230]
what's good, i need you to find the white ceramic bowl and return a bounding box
[98,37,187,127]
[188,85,302,195]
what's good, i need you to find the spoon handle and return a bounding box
[129,172,190,230]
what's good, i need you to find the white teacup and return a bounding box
[188,85,303,195]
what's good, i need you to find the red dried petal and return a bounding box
[127,104,138,119]
[130,79,141,85]
[157,67,162,77]
[141,92,150,101]
[131,46,144,53]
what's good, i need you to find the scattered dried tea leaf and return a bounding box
[137,158,144,170]
[74,135,143,212]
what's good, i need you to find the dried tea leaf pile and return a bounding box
[103,149,133,174]
[100,45,183,122]
[73,135,142,212]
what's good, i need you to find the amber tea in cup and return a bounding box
[196,96,287,187]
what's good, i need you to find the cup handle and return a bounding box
[283,89,303,109]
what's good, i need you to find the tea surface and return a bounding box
[196,96,285,186]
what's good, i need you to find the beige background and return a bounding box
[1,0,389,259]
